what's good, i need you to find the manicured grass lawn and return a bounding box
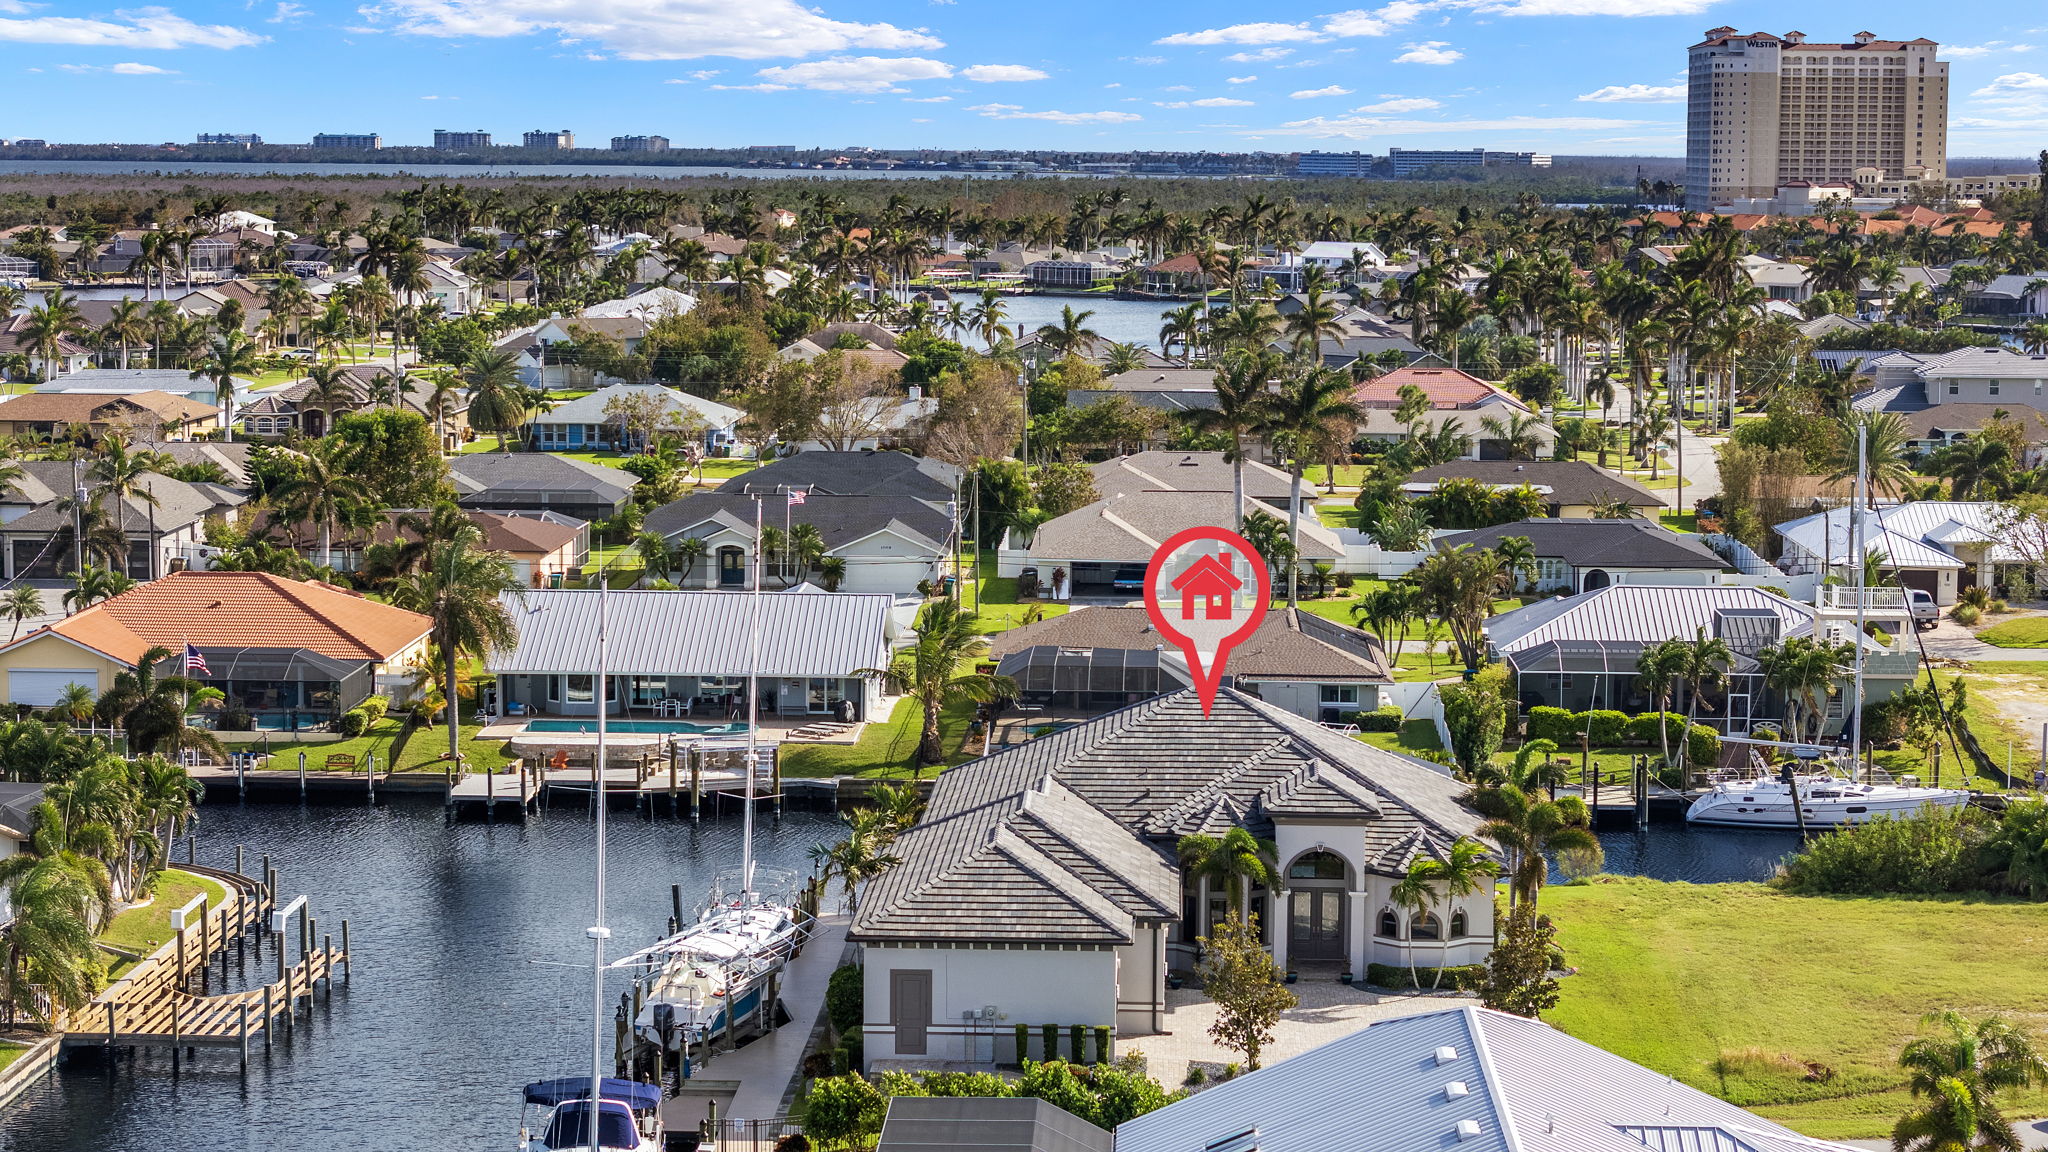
[0,1042,29,1073]
[1544,877,2048,1140]
[1974,616,2048,648]
[963,567,1070,635]
[1356,719,1444,755]
[99,869,230,978]
[1315,505,1361,530]
[779,695,979,779]
[1659,511,1699,533]
[257,717,518,774]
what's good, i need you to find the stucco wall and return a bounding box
[862,944,1117,1066]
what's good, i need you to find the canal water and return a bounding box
[964,295,1177,351]
[0,797,846,1152]
[0,802,1791,1150]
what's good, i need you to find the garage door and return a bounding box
[7,669,99,707]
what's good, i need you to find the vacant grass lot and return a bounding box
[1544,877,2048,1140]
[1974,616,2048,648]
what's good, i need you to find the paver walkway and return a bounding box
[1126,972,1474,1081]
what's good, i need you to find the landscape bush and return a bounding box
[1523,706,1577,744]
[1347,706,1406,732]
[1625,712,1688,748]
[1772,806,1991,896]
[1366,962,1487,991]
[1582,710,1629,747]
[800,1058,1178,1142]
[825,964,862,1035]
[1685,724,1721,769]
[1951,603,1982,626]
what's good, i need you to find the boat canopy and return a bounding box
[523,1077,662,1111]
[538,1099,642,1150]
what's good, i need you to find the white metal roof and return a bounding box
[486,588,891,677]
[1775,500,2027,568]
[1486,586,1822,655]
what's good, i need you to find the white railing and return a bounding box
[1815,585,1908,613]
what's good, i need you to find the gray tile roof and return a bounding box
[716,450,961,502]
[853,688,1484,945]
[529,383,742,428]
[487,588,892,677]
[1114,1005,1865,1152]
[1090,451,1297,502]
[642,491,950,554]
[0,462,245,533]
[1916,348,2048,381]
[1438,519,1726,570]
[988,607,1392,683]
[1029,491,1342,564]
[1404,461,1662,508]
[448,453,638,503]
[878,1097,1111,1152]
[0,782,42,839]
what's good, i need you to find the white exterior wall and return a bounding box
[1271,822,1496,979]
[1926,375,2048,408]
[1242,680,1383,723]
[1114,924,1169,1039]
[832,533,943,596]
[862,944,1117,1066]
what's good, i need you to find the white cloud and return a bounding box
[1156,21,1320,46]
[1126,54,1165,65]
[1477,0,1719,13]
[1962,71,2048,124]
[1948,41,2036,58]
[1161,84,1192,92]
[1577,82,1685,103]
[966,103,1142,124]
[363,0,943,60]
[1103,82,1120,88]
[688,68,721,80]
[1226,75,1257,83]
[959,63,1047,82]
[902,95,951,102]
[1155,96,1256,107]
[1289,85,1352,98]
[0,6,264,49]
[1159,3,1426,47]
[708,82,790,91]
[59,61,180,75]
[1394,40,1461,64]
[418,93,457,99]
[1353,95,1440,112]
[1225,47,1292,63]
[1272,111,1646,139]
[269,2,308,22]
[755,55,952,92]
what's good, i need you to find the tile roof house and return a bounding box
[1015,490,1343,593]
[877,1097,1110,1152]
[989,606,1393,722]
[1353,367,1552,460]
[851,688,1490,1065]
[0,461,245,581]
[237,365,472,448]
[718,450,960,503]
[1912,347,2048,410]
[1403,461,1664,517]
[33,368,258,413]
[1115,1005,1867,1152]
[1437,519,1730,596]
[447,454,639,524]
[1090,451,1309,515]
[0,390,220,442]
[1775,500,2036,605]
[0,570,430,724]
[523,383,742,453]
[1081,367,1223,414]
[643,490,951,595]
[1485,584,1913,735]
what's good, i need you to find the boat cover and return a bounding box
[523,1077,662,1110]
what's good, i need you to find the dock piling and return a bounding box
[298,751,307,799]
[341,920,351,983]
[238,1004,249,1072]
[323,935,333,1001]
[263,984,273,1052]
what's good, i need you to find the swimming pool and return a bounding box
[522,719,748,736]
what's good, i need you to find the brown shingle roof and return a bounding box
[0,390,217,425]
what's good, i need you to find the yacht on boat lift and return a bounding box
[1685,751,1972,829]
[619,489,805,1069]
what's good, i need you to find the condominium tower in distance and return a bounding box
[1685,28,1948,209]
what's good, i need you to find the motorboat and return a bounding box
[1686,765,1971,829]
[519,1078,661,1152]
[620,896,803,1055]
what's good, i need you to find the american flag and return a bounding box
[787,488,807,506]
[183,643,210,675]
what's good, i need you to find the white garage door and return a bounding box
[8,669,99,707]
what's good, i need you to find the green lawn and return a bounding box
[1973,617,2048,648]
[1315,505,1362,530]
[1545,877,2048,1140]
[779,695,979,779]
[1356,719,1444,755]
[98,869,230,977]
[255,716,518,775]
[1659,511,1699,533]
[0,1042,30,1073]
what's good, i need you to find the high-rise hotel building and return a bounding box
[1686,28,1947,208]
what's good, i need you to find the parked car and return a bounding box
[278,347,316,361]
[1908,588,1939,630]
[1110,565,1146,593]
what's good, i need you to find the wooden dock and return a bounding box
[63,859,353,1071]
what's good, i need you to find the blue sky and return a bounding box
[5,1,2045,155]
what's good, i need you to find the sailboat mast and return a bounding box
[1849,424,1868,777]
[588,576,612,1142]
[744,495,762,900]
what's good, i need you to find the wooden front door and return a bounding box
[1289,890,1346,960]
[890,969,932,1055]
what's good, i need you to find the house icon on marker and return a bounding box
[1171,553,1243,621]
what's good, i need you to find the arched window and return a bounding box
[1377,909,1399,938]
[1411,912,1442,941]
[1288,850,1346,881]
[1450,910,1468,938]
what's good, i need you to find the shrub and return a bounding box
[841,1025,863,1071]
[803,1075,886,1149]
[1861,696,1912,747]
[357,695,390,724]
[1095,1025,1113,1065]
[1333,572,1356,591]
[335,707,371,738]
[1991,599,2011,614]
[1958,585,1992,611]
[1772,807,1991,896]
[774,1135,812,1152]
[1366,962,1488,992]
[1685,724,1721,769]
[825,964,862,1034]
[1070,1023,1086,1064]
[1583,709,1628,747]
[1951,603,1982,626]
[1347,705,1405,732]
[1524,706,1577,745]
[1014,1022,1030,1062]
[1624,712,1687,747]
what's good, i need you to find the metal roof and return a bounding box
[1114,1007,1865,1152]
[1775,500,2027,568]
[878,1097,1111,1152]
[486,589,891,677]
[1487,586,1821,656]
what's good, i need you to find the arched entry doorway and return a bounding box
[1286,849,1349,961]
[1582,568,1611,592]
[717,546,746,588]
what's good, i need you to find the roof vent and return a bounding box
[1455,1120,1482,1142]
[1203,1128,1260,1152]
[1434,1045,1458,1066]
[1445,1081,1470,1099]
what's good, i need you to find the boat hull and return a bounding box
[1686,790,1969,829]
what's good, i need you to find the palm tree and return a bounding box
[1033,305,1099,358]
[0,804,115,1020]
[1892,1011,2048,1152]
[391,535,525,767]
[1472,784,1601,908]
[1265,365,1362,605]
[1350,583,1416,664]
[1833,411,1916,503]
[87,438,167,572]
[1175,827,1277,930]
[270,438,374,571]
[1183,348,1280,531]
[809,806,902,916]
[1757,636,1855,745]
[855,599,1013,771]
[99,298,149,370]
[1390,838,1498,987]
[1674,627,1733,742]
[1479,412,1546,461]
[462,348,528,452]
[94,645,225,759]
[1410,546,1507,675]
[18,290,85,382]
[1634,638,1688,769]
[3,585,42,641]
[64,565,134,614]
[190,331,262,442]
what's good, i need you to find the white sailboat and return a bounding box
[520,580,664,1152]
[621,489,804,1066]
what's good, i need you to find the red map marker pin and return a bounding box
[1143,526,1272,717]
